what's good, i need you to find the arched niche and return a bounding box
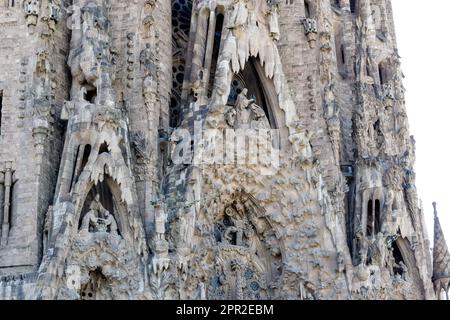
[79,179,122,236]
[227,57,284,131]
[211,193,283,299]
[75,175,134,244]
[393,236,423,291]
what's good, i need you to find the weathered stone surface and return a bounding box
[0,0,441,300]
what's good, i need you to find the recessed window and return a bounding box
[304,0,311,18]
[350,0,357,14]
[0,90,3,135]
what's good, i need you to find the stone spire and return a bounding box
[432,202,450,299]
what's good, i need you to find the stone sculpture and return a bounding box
[0,0,438,301]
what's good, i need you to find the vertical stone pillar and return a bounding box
[0,172,4,239]
[188,9,209,101]
[202,9,217,99]
[1,162,12,246]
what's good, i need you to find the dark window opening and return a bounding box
[345,176,355,257]
[379,65,384,85]
[81,82,97,104]
[367,200,373,237]
[340,44,346,66]
[170,97,181,128]
[375,199,381,234]
[8,181,14,231]
[99,141,109,154]
[304,1,311,18]
[332,0,341,9]
[85,88,97,104]
[81,145,92,169]
[350,0,357,14]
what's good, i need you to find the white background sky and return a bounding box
[391,0,450,245]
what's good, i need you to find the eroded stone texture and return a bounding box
[0,0,443,300]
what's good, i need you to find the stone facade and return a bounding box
[0,0,444,300]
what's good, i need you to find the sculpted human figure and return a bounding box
[398,261,408,280]
[81,205,99,233]
[224,204,245,246]
[266,0,280,41]
[356,230,369,266]
[101,210,118,235]
[91,194,108,216]
[228,0,249,29]
[290,130,314,168]
[250,103,270,129]
[154,202,167,240]
[140,43,156,77]
[324,83,338,121]
[68,1,114,104]
[374,233,387,267]
[80,195,117,235]
[234,89,254,129]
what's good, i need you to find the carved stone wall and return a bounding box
[0,0,436,300]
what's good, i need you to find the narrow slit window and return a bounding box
[375,199,381,235]
[367,200,373,237]
[0,90,3,135]
[350,0,357,14]
[304,1,311,18]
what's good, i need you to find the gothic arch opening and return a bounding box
[211,193,283,299]
[78,178,124,237]
[227,57,279,129]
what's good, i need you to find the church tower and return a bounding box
[0,0,438,300]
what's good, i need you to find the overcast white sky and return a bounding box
[391,0,450,244]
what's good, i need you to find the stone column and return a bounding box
[0,172,4,239]
[202,9,217,99]
[188,9,209,100]
[1,162,12,246]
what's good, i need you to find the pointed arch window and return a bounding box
[226,58,278,129]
